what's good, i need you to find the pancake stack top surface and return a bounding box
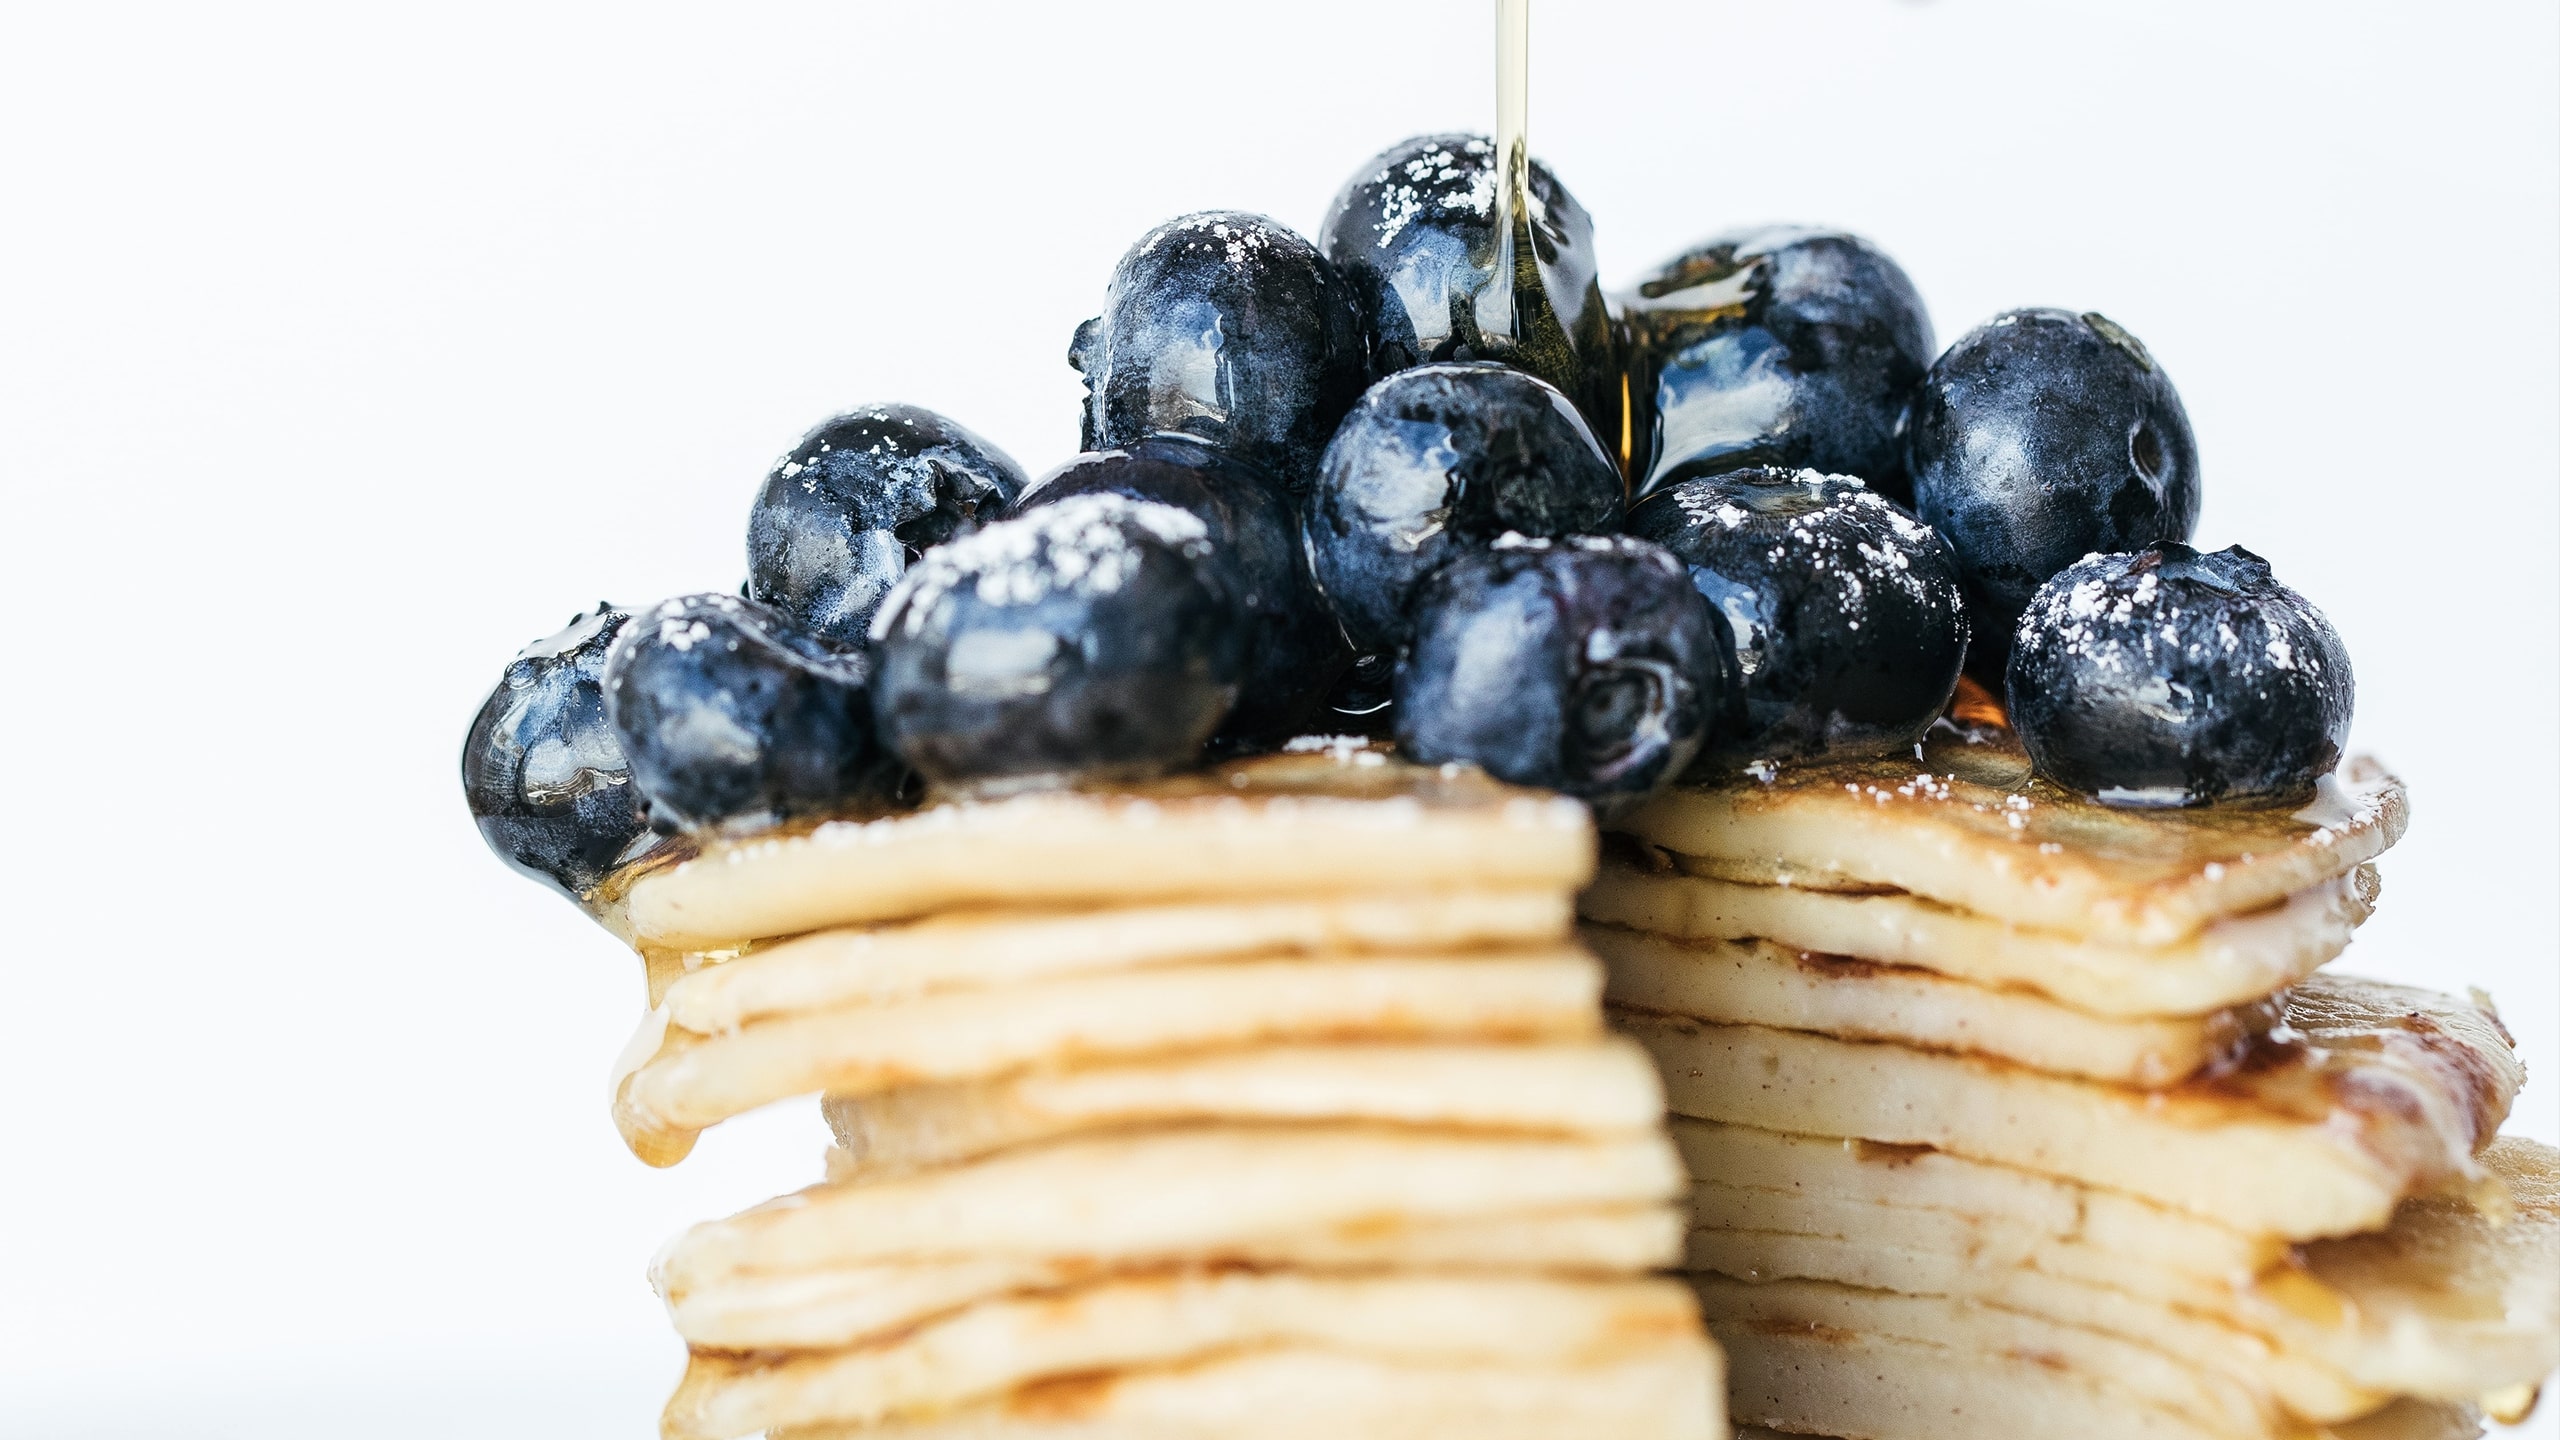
[1585,713,2558,1440]
[616,746,1725,1440]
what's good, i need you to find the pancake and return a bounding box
[819,1039,1665,1181]
[1608,721,2405,945]
[1691,1225,2378,1421]
[1588,924,2276,1085]
[1676,1126,2558,1404]
[2252,1135,2560,1398]
[661,1271,1703,1439]
[1622,975,2520,1239]
[661,888,1573,1034]
[667,1206,1687,1352]
[1713,1321,2483,1440]
[617,747,1593,950]
[617,950,1601,1162]
[1696,1275,2282,1437]
[1776,1409,2494,1440]
[762,1341,1726,1440]
[1582,855,2375,1018]
[1672,1119,2275,1279]
[653,1125,1689,1295]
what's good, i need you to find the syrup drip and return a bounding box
[1471,0,1626,475]
[1484,0,1530,348]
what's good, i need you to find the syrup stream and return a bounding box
[1485,0,1530,347]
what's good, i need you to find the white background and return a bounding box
[2,2,2552,1435]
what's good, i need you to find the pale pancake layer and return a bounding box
[619,750,1593,949]
[668,1206,1686,1352]
[654,1125,1688,1294]
[1674,1123,2559,1404]
[1674,1118,2275,1290]
[662,888,1572,1033]
[1698,1275,2285,1437]
[1622,974,2519,1239]
[661,1271,1703,1439]
[819,1039,1664,1181]
[764,1341,1725,1440]
[2259,1136,2560,1396]
[1589,924,2274,1085]
[1719,1424,2480,1440]
[1583,856,2375,1017]
[1687,1224,2377,1421]
[1609,723,2405,944]
[618,950,1601,1160]
[1713,1321,2482,1440]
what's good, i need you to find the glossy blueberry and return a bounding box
[1906,308,2199,678]
[2008,544,2352,807]
[1308,362,1624,654]
[1396,535,1717,814]
[746,404,1026,646]
[1627,467,1969,768]
[1620,227,1933,504]
[1319,134,1621,450]
[1016,436,1348,744]
[1067,212,1366,495]
[1320,651,1399,736]
[602,594,895,833]
[461,605,659,903]
[870,494,1245,787]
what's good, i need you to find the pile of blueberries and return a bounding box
[465,134,2356,905]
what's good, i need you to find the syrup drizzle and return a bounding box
[1484,0,1530,349]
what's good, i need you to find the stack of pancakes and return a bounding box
[600,743,1728,1440]
[1582,715,2559,1440]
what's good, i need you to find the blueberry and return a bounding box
[2007,544,2351,807]
[1620,227,1933,505]
[1395,535,1717,814]
[1015,436,1347,744]
[746,405,1026,646]
[1320,651,1399,735]
[1307,361,1624,654]
[602,594,896,832]
[1319,134,1621,452]
[1066,212,1366,495]
[1906,308,2199,678]
[461,605,660,903]
[1627,467,1969,768]
[869,494,1245,787]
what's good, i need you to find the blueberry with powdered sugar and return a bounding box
[1905,308,2199,679]
[602,594,898,833]
[1068,212,1366,495]
[1307,361,1624,655]
[1015,436,1347,744]
[1627,467,1969,769]
[1318,134,1619,442]
[746,405,1026,646]
[868,494,1246,787]
[2007,543,2352,807]
[1619,226,1934,504]
[461,604,661,903]
[1395,534,1719,813]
